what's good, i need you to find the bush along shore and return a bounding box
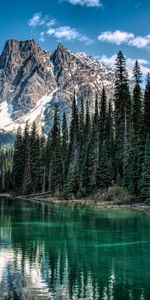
[1,52,150,205]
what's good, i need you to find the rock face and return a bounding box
[0,39,115,134]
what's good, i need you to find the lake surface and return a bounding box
[0,198,150,300]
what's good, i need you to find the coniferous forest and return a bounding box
[1,51,150,201]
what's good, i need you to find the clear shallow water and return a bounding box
[0,198,150,299]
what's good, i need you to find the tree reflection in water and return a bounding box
[0,197,149,300]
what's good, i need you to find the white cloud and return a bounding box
[47,26,79,40]
[100,54,117,67]
[65,0,102,7]
[129,36,150,48]
[99,54,150,77]
[28,13,47,28]
[28,13,92,44]
[46,19,57,27]
[28,14,56,29]
[98,31,134,45]
[98,30,150,49]
[47,25,93,44]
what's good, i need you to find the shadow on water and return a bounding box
[0,197,150,299]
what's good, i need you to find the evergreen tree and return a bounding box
[114,51,131,180]
[13,127,24,192]
[50,109,62,193]
[34,133,46,193]
[84,100,91,147]
[133,60,142,84]
[45,131,52,191]
[94,94,99,130]
[140,138,150,201]
[96,143,112,189]
[61,113,68,183]
[106,100,115,180]
[22,139,32,195]
[99,86,107,144]
[68,92,79,162]
[79,98,85,151]
[80,142,92,196]
[124,134,139,195]
[106,100,114,155]
[30,122,40,193]
[132,61,143,136]
[63,163,78,199]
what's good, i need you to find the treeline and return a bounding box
[1,51,150,200]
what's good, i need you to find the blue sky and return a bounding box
[1,0,150,75]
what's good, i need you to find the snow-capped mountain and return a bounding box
[0,39,115,134]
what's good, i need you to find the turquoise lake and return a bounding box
[0,197,150,299]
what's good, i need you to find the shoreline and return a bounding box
[0,193,150,212]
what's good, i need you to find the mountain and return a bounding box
[0,39,114,134]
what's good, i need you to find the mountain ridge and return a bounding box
[0,39,115,134]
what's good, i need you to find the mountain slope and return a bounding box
[0,39,114,134]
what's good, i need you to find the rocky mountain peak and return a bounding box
[0,39,115,134]
[0,39,42,64]
[52,43,71,62]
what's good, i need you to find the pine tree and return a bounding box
[63,163,78,199]
[96,143,112,189]
[99,86,107,144]
[133,60,142,84]
[132,61,143,136]
[50,109,62,193]
[61,113,68,183]
[106,100,115,180]
[38,134,46,193]
[30,122,40,193]
[45,131,52,191]
[79,101,93,195]
[80,143,92,196]
[68,92,79,162]
[22,139,32,195]
[22,122,30,189]
[106,100,114,155]
[124,134,139,195]
[140,138,150,201]
[85,100,91,147]
[94,94,99,130]
[79,98,85,151]
[114,51,131,180]
[13,126,24,192]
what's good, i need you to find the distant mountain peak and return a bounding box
[0,39,115,134]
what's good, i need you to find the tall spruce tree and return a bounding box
[30,122,40,193]
[22,139,32,195]
[45,131,52,191]
[99,86,107,144]
[140,138,150,201]
[13,126,24,192]
[96,143,112,189]
[50,109,62,193]
[68,92,79,162]
[114,51,131,180]
[132,61,142,136]
[61,113,68,183]
[133,60,142,84]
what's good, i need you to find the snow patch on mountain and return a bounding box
[3,89,58,132]
[0,102,12,127]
